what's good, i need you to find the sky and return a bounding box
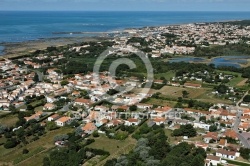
[0,0,250,11]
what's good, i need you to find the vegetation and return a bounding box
[172,124,197,137]
[105,127,205,166]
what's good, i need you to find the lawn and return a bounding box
[196,91,233,104]
[0,127,74,164]
[86,134,136,155]
[155,71,176,80]
[0,114,19,127]
[34,106,44,112]
[225,159,250,166]
[157,86,208,99]
[145,98,177,107]
[86,134,136,166]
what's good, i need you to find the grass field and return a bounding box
[145,98,177,107]
[225,159,250,166]
[87,134,136,155]
[155,71,176,80]
[157,86,209,99]
[0,114,19,127]
[0,127,74,165]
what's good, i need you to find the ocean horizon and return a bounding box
[1,11,250,55]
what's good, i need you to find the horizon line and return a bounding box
[1,10,250,12]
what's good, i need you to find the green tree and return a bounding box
[129,105,137,112]
[46,121,58,131]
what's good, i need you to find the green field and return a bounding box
[0,114,19,127]
[0,127,74,165]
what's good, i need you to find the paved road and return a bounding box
[24,66,44,82]
[233,91,250,148]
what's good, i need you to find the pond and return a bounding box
[168,56,250,68]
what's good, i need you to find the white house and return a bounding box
[216,149,239,160]
[193,122,211,130]
[55,117,72,127]
[205,155,221,166]
[124,118,141,126]
[48,114,60,121]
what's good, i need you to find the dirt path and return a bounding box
[237,78,248,86]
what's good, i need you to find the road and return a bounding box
[233,91,250,148]
[24,66,44,82]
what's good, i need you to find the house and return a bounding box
[124,118,141,126]
[223,129,238,140]
[106,119,124,127]
[43,103,56,111]
[48,114,60,121]
[183,83,201,88]
[243,109,250,116]
[82,122,97,134]
[219,139,227,148]
[193,122,211,130]
[137,103,153,110]
[195,142,209,150]
[111,105,129,112]
[205,155,221,166]
[153,117,166,125]
[154,80,164,84]
[74,98,92,108]
[54,88,68,96]
[203,132,218,143]
[152,106,172,117]
[216,149,239,160]
[55,117,72,126]
[24,111,44,121]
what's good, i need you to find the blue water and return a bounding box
[169,56,250,68]
[1,11,250,43]
[0,46,4,55]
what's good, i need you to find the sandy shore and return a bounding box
[0,36,108,59]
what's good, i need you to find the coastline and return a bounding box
[0,36,109,59]
[1,19,250,60]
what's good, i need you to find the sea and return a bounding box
[1,11,250,55]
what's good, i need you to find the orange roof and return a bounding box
[239,122,250,129]
[243,109,250,114]
[49,114,60,119]
[224,129,238,139]
[204,132,218,140]
[153,117,166,122]
[127,118,139,123]
[56,116,70,123]
[184,83,201,87]
[75,98,92,104]
[82,122,96,131]
[219,139,226,146]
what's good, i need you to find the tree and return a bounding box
[172,124,197,137]
[4,139,18,149]
[209,125,217,132]
[93,131,99,137]
[23,148,29,154]
[33,73,39,82]
[182,90,189,98]
[46,121,58,131]
[129,105,137,112]
[60,80,69,86]
[239,147,250,160]
[199,116,206,122]
[0,125,8,134]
